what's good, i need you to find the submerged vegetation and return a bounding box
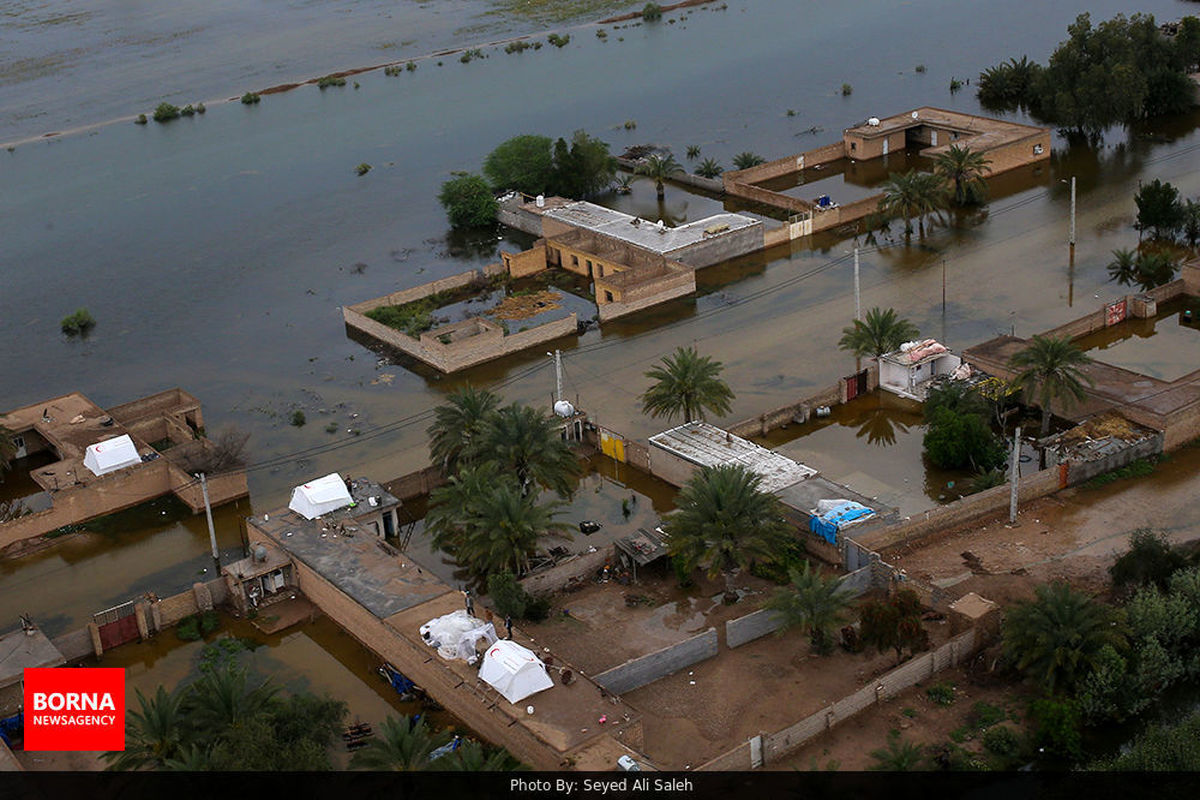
[60,308,96,336]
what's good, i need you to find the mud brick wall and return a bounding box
[1062,433,1164,485]
[696,740,755,771]
[597,270,694,321]
[592,628,719,695]
[725,565,875,648]
[52,628,95,662]
[669,222,764,268]
[809,194,883,233]
[386,465,447,501]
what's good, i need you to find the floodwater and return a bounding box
[4,0,1200,729]
[1074,297,1200,381]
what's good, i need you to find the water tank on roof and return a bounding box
[553,400,575,418]
[868,117,880,126]
[911,111,919,120]
[253,544,268,563]
[536,194,545,208]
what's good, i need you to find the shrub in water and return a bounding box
[61,308,96,336]
[241,92,261,105]
[153,102,180,122]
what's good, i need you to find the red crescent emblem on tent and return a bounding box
[489,647,500,656]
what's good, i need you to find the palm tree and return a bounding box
[455,481,570,577]
[1003,582,1128,695]
[161,743,213,771]
[877,170,948,241]
[635,153,683,199]
[477,403,580,498]
[1108,249,1179,291]
[426,462,500,555]
[837,307,920,359]
[185,662,278,732]
[869,732,925,771]
[764,562,852,654]
[695,158,723,179]
[0,425,16,475]
[1183,199,1200,247]
[732,152,766,170]
[685,144,702,160]
[441,740,528,771]
[350,715,446,771]
[426,385,501,474]
[103,686,191,771]
[932,144,992,205]
[1007,335,1094,436]
[668,464,792,602]
[640,346,734,423]
[1107,248,1138,287]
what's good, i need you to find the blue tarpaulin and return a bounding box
[809,500,875,545]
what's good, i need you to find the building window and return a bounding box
[604,291,614,303]
[850,142,856,153]
[571,254,579,267]
[596,263,604,277]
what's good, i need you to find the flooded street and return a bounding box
[3,0,1200,743]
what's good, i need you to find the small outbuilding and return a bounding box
[877,339,965,401]
[82,434,142,477]
[288,473,353,520]
[478,640,555,705]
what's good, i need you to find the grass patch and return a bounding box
[926,682,956,706]
[486,0,631,25]
[547,33,571,48]
[366,301,436,337]
[1083,456,1160,489]
[241,92,261,105]
[968,701,1006,729]
[290,410,306,427]
[61,308,96,336]
[176,610,220,641]
[317,75,347,89]
[152,102,180,123]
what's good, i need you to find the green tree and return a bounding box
[438,173,498,228]
[550,130,616,198]
[1007,335,1094,436]
[976,56,1043,110]
[1003,582,1128,695]
[1182,199,1200,248]
[731,152,766,170]
[441,740,528,771]
[1109,528,1189,593]
[764,562,852,654]
[868,732,925,771]
[483,134,555,195]
[426,385,501,474]
[478,403,581,498]
[1135,179,1185,240]
[103,686,191,771]
[877,170,948,240]
[695,158,723,179]
[640,346,734,423]
[932,145,992,206]
[858,588,928,664]
[1028,697,1083,760]
[923,406,1007,472]
[635,153,684,199]
[350,715,446,771]
[667,464,792,602]
[1094,711,1200,770]
[837,307,919,359]
[1109,247,1180,290]
[184,662,278,731]
[487,570,529,619]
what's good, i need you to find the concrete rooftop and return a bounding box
[845,106,1047,153]
[0,626,65,690]
[649,421,817,492]
[773,474,896,520]
[543,201,758,255]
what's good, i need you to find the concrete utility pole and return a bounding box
[1008,427,1022,525]
[1069,176,1077,259]
[853,247,862,322]
[554,349,563,403]
[198,473,220,572]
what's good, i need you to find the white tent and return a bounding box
[420,610,497,663]
[83,434,141,477]
[478,640,555,705]
[288,473,353,520]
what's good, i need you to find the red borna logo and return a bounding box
[23,668,125,751]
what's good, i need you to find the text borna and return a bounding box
[31,692,117,711]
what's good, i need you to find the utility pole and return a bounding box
[1008,427,1021,525]
[1068,176,1077,261]
[198,473,220,572]
[853,247,861,322]
[554,349,563,404]
[941,258,946,314]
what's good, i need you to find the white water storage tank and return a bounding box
[535,194,545,207]
[553,400,575,418]
[868,117,880,126]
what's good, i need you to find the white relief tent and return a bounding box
[83,435,141,476]
[288,473,353,519]
[478,640,555,705]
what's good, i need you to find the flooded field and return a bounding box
[1075,297,1200,381]
[3,0,1200,746]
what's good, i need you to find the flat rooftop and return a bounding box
[249,503,447,620]
[649,421,817,493]
[845,107,1047,153]
[0,626,65,690]
[773,474,896,520]
[543,201,759,256]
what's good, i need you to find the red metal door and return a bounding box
[98,614,139,650]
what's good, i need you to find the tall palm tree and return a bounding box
[185,663,278,732]
[103,686,192,771]
[695,158,723,179]
[161,743,213,771]
[932,144,992,205]
[668,464,791,601]
[425,461,501,555]
[350,715,446,771]
[477,403,580,498]
[426,385,501,474]
[764,562,852,654]
[877,170,948,240]
[837,307,920,359]
[456,481,570,577]
[869,732,925,771]
[1107,249,1179,291]
[441,740,528,771]
[1007,335,1094,436]
[1106,248,1138,287]
[635,153,684,199]
[1003,582,1128,695]
[640,346,735,423]
[732,152,766,170]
